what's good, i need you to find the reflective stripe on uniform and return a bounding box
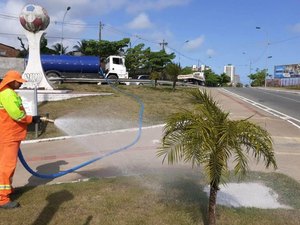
[0,184,12,190]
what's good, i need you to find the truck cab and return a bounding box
[104,56,128,80]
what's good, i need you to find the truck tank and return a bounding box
[40,55,101,74]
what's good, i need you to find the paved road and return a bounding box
[223,87,300,122]
[13,88,300,188]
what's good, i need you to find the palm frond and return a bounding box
[157,89,277,189]
[235,120,277,169]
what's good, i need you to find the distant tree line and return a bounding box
[17,35,232,88]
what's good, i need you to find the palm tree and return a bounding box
[165,63,181,90]
[52,43,68,55]
[73,40,88,55]
[157,89,277,225]
[150,71,160,88]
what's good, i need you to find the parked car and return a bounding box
[136,75,150,85]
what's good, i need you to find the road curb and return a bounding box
[23,124,165,144]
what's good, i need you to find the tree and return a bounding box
[125,45,175,78]
[248,69,266,87]
[204,69,220,87]
[74,38,130,58]
[219,73,231,86]
[157,89,277,225]
[52,43,68,55]
[73,40,88,55]
[145,49,175,77]
[180,66,193,75]
[165,63,181,90]
[17,37,28,57]
[40,34,56,54]
[125,43,148,77]
[17,34,56,57]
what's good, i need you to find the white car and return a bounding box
[136,75,150,85]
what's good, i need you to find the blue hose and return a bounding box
[18,82,144,179]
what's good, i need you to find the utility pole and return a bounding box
[99,21,103,41]
[159,39,168,50]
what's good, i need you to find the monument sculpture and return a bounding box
[19,4,53,90]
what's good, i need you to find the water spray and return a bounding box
[19,81,144,179]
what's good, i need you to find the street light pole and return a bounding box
[60,6,71,55]
[178,40,189,66]
[265,55,273,87]
[242,52,252,86]
[256,26,271,87]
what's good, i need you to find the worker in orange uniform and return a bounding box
[0,70,41,209]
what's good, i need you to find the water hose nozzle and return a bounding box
[41,117,55,123]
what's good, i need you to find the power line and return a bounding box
[166,45,205,65]
[0,13,19,20]
[0,12,201,65]
[0,32,84,41]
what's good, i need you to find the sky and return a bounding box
[1,0,300,84]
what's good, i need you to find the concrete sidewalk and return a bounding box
[15,125,182,187]
[212,88,300,181]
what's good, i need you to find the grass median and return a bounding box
[2,171,300,225]
[27,83,197,139]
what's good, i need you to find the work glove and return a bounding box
[32,115,41,123]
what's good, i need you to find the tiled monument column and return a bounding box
[19,4,53,90]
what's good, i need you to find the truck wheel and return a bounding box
[47,72,62,84]
[107,74,118,84]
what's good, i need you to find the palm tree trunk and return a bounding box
[172,80,176,90]
[208,186,218,225]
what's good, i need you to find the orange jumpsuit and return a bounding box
[0,71,32,206]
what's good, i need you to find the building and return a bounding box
[224,64,235,82]
[233,74,240,84]
[0,43,20,57]
[192,64,210,72]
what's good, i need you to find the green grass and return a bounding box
[284,86,300,90]
[1,171,299,225]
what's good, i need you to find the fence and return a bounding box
[267,78,300,87]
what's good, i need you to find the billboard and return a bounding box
[274,64,300,78]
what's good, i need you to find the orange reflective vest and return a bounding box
[0,86,32,143]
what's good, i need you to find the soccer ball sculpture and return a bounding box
[19,4,50,33]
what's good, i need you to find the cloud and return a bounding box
[206,48,215,57]
[127,13,153,29]
[0,1,26,48]
[32,0,127,17]
[183,35,205,51]
[0,0,92,49]
[126,0,191,13]
[289,23,300,33]
[0,0,189,51]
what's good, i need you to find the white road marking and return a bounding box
[221,89,300,129]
